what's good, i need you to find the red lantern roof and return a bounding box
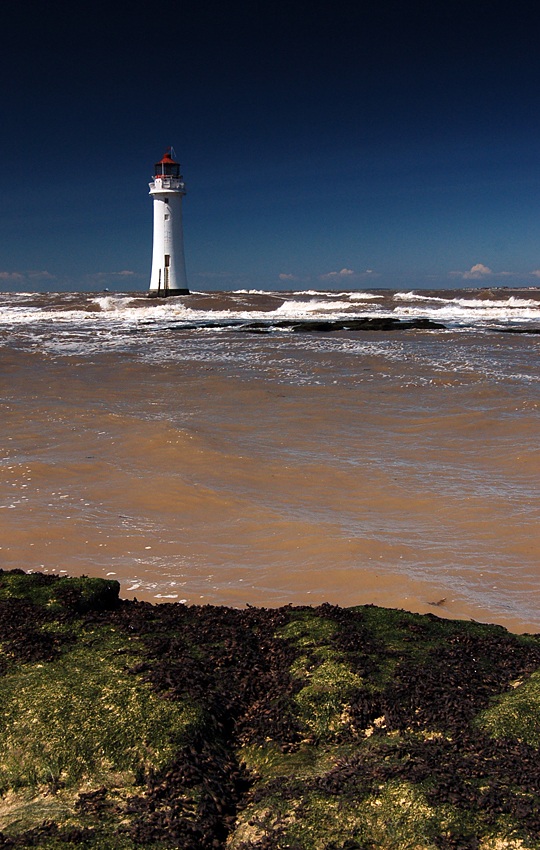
[158,149,179,165]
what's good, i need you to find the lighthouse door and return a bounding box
[164,254,170,291]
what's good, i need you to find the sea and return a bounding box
[1,287,539,633]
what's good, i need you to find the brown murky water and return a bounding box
[1,290,539,632]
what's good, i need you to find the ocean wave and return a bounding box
[293,289,349,297]
[292,290,383,300]
[348,292,384,300]
[394,291,448,303]
[394,304,540,322]
[90,295,141,311]
[450,296,540,309]
[272,299,354,315]
[394,291,540,309]
[232,289,274,295]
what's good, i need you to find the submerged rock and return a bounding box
[1,571,540,849]
[164,317,447,334]
[241,317,446,333]
[497,326,540,334]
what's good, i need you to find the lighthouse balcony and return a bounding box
[151,177,186,192]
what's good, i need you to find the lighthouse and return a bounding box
[148,149,189,296]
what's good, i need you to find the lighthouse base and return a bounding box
[148,288,190,298]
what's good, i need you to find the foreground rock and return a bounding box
[1,570,540,849]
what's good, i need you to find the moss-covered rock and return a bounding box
[1,571,540,849]
[0,570,120,614]
[0,630,200,794]
[476,669,540,747]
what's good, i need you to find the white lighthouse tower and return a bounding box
[148,149,189,296]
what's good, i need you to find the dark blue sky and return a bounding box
[2,0,540,291]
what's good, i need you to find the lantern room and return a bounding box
[154,150,181,179]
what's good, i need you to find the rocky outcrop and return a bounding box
[496,327,540,335]
[1,570,540,849]
[166,317,447,333]
[242,317,447,333]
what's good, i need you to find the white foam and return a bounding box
[348,291,384,300]
[394,291,448,303]
[272,299,354,315]
[452,296,540,309]
[90,295,140,311]
[232,289,274,295]
[294,289,382,299]
[394,303,540,323]
[394,291,540,310]
[294,289,353,297]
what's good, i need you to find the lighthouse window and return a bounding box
[164,198,169,204]
[164,214,170,220]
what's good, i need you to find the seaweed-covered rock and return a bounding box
[1,571,540,849]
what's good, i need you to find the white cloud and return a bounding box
[319,268,355,280]
[27,270,56,280]
[530,270,540,278]
[0,269,56,284]
[463,263,493,279]
[279,273,299,281]
[0,271,25,281]
[450,263,495,279]
[450,264,518,280]
[90,270,137,279]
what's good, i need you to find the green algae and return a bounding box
[277,611,364,739]
[351,604,515,692]
[0,784,142,847]
[292,658,363,738]
[476,670,540,747]
[228,778,458,850]
[0,572,120,613]
[278,613,338,647]
[0,626,200,796]
[0,615,202,843]
[286,780,439,850]
[238,741,355,783]
[229,765,532,850]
